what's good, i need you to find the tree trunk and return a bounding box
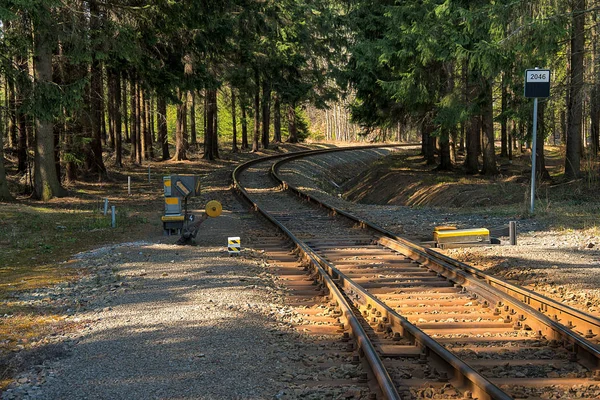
[150,96,155,143]
[211,89,219,158]
[157,97,170,160]
[33,10,66,199]
[203,88,215,160]
[325,109,330,141]
[203,91,208,154]
[0,84,13,200]
[231,86,238,153]
[287,103,298,143]
[508,120,515,161]
[481,81,498,175]
[123,75,130,143]
[273,93,281,143]
[261,80,270,149]
[145,95,154,159]
[422,120,436,166]
[16,91,27,174]
[107,69,115,149]
[0,131,13,201]
[135,81,142,163]
[500,74,508,157]
[88,5,107,178]
[114,71,122,167]
[565,0,585,179]
[13,54,28,174]
[437,130,452,170]
[109,69,116,149]
[100,67,107,147]
[591,10,600,156]
[450,129,457,163]
[189,91,197,146]
[241,93,249,149]
[140,87,147,160]
[129,77,137,163]
[464,115,480,174]
[173,88,188,161]
[252,73,260,152]
[7,79,17,150]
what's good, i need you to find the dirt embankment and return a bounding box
[340,152,529,208]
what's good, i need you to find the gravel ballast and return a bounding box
[280,148,600,318]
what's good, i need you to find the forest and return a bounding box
[0,0,596,201]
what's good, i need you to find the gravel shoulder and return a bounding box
[3,207,298,399]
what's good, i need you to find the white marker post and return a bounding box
[524,68,551,214]
[111,206,116,228]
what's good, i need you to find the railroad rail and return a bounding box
[233,146,600,399]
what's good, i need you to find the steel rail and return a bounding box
[428,248,600,345]
[271,149,600,370]
[269,152,514,399]
[309,243,511,400]
[232,145,405,400]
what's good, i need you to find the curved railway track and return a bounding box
[233,146,600,400]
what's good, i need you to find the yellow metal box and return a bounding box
[434,228,490,244]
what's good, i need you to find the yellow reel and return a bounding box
[205,200,222,218]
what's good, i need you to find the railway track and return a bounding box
[234,146,600,399]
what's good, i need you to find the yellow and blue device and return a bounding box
[162,175,201,235]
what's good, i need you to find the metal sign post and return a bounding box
[530,97,539,214]
[524,68,550,214]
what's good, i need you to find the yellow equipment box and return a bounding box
[434,228,490,244]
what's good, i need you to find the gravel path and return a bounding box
[3,225,293,399]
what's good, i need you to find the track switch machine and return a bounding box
[161,175,222,245]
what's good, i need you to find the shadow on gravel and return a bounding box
[29,309,319,399]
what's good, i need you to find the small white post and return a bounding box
[128,176,131,195]
[103,198,109,216]
[111,206,116,228]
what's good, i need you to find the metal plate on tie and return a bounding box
[205,200,222,218]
